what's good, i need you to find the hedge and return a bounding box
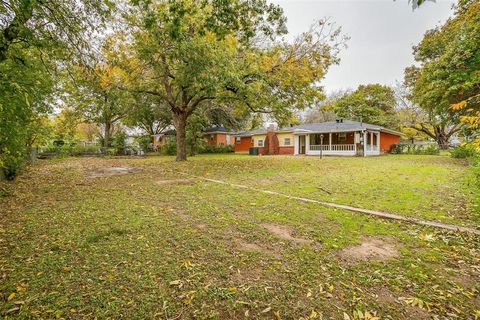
[390,143,439,155]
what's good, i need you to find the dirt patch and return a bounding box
[260,223,313,245]
[87,166,141,178]
[155,179,194,185]
[237,240,264,252]
[196,223,207,230]
[339,238,399,263]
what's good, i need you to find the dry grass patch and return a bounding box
[261,223,314,245]
[339,237,399,264]
[86,166,141,178]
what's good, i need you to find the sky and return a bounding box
[271,0,455,94]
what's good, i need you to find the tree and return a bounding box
[127,1,346,161]
[408,0,435,9]
[452,94,480,147]
[123,95,172,136]
[303,89,349,124]
[333,84,398,128]
[67,59,132,152]
[0,0,111,178]
[0,1,111,63]
[52,108,82,142]
[0,46,54,178]
[405,0,479,148]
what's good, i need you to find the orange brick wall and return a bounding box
[279,146,294,155]
[380,132,400,152]
[235,136,252,153]
[204,133,235,146]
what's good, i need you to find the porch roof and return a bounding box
[279,120,401,135]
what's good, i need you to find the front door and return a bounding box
[299,135,306,154]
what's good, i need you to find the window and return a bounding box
[235,137,241,144]
[338,132,347,141]
[284,138,291,146]
[257,139,264,147]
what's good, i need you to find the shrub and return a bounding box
[162,139,177,155]
[71,145,101,156]
[136,135,152,152]
[390,143,440,155]
[2,157,24,181]
[450,145,478,159]
[199,144,235,154]
[112,131,128,155]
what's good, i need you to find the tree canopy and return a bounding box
[123,0,346,160]
[332,84,398,128]
[0,0,112,178]
[404,0,479,148]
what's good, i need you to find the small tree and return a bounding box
[67,58,132,153]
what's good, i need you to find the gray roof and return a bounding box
[280,120,389,133]
[203,126,235,134]
[235,120,401,136]
[234,128,267,137]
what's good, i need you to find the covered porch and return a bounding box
[293,131,381,156]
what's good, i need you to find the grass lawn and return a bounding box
[1,154,479,319]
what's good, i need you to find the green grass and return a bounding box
[0,154,479,319]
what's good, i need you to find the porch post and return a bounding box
[293,135,299,155]
[329,133,332,151]
[363,131,367,157]
[370,132,373,151]
[377,132,381,153]
[305,134,310,154]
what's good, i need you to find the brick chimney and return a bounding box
[263,125,279,155]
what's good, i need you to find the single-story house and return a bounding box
[234,120,401,156]
[203,126,235,146]
[152,129,176,149]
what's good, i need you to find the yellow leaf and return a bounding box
[7,293,15,301]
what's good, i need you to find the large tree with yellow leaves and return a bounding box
[126,0,346,161]
[405,0,479,148]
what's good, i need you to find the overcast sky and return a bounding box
[271,0,455,94]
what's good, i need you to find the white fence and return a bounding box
[310,144,356,151]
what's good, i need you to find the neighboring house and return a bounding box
[203,126,235,146]
[234,120,401,156]
[152,129,176,149]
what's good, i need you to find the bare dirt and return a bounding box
[339,237,399,263]
[87,166,141,178]
[260,223,313,245]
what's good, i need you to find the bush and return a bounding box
[450,145,478,159]
[2,157,23,181]
[112,131,128,155]
[390,143,440,155]
[71,144,101,156]
[199,144,235,154]
[162,139,177,155]
[136,135,152,152]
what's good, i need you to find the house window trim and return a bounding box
[284,138,291,146]
[257,139,264,147]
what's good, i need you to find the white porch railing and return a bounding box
[366,145,378,152]
[310,144,355,151]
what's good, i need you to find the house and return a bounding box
[203,126,235,146]
[152,129,176,149]
[234,120,401,156]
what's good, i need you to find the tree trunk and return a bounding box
[102,122,111,154]
[436,135,450,150]
[173,112,188,161]
[434,127,450,150]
